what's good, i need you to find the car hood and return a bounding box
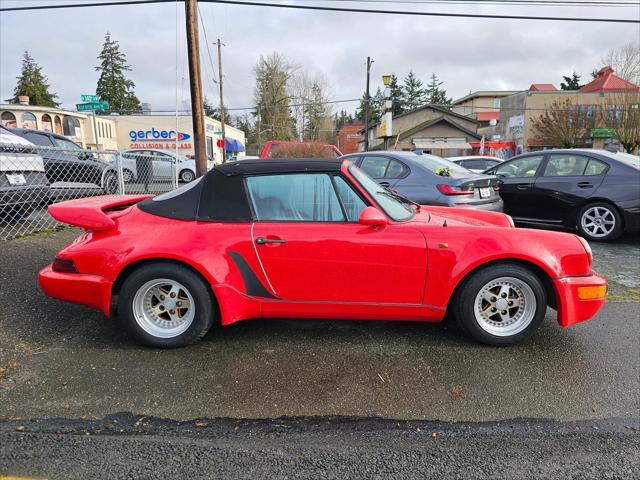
[410,205,514,228]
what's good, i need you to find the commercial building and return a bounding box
[359,104,480,156]
[1,99,245,162]
[492,67,639,153]
[451,90,519,130]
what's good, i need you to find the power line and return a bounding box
[318,0,640,6]
[2,0,638,22]
[201,0,640,23]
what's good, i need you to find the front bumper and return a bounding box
[38,265,113,316]
[622,207,640,232]
[553,272,607,328]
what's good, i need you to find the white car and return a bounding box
[0,126,49,221]
[448,156,503,174]
[121,149,213,183]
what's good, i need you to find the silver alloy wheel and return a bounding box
[132,278,195,338]
[180,170,195,183]
[473,276,537,337]
[123,169,134,183]
[581,206,616,238]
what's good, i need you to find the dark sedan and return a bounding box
[484,149,640,241]
[340,151,502,211]
[9,128,117,194]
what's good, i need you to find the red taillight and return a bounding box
[437,184,474,195]
[52,257,78,273]
[493,185,500,192]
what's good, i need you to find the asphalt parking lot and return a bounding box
[0,227,638,478]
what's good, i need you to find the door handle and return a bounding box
[516,184,530,190]
[578,182,593,188]
[379,181,390,187]
[256,237,286,245]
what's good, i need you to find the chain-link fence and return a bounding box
[1,145,183,240]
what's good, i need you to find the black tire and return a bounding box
[117,263,215,348]
[180,169,195,183]
[577,202,623,242]
[103,171,119,194]
[452,263,546,346]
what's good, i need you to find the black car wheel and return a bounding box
[118,263,215,348]
[122,169,134,183]
[452,263,546,346]
[577,202,622,242]
[103,171,119,194]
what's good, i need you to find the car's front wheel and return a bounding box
[577,202,622,242]
[117,263,215,347]
[452,264,546,346]
[180,169,195,183]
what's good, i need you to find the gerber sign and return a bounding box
[128,128,192,150]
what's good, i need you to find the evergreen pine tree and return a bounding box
[425,73,452,107]
[355,87,383,124]
[400,70,427,112]
[11,51,59,107]
[560,71,581,90]
[95,33,141,112]
[387,74,404,115]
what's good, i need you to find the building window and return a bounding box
[1,111,17,128]
[63,116,81,138]
[41,114,53,132]
[21,112,37,129]
[54,116,62,134]
[108,123,112,138]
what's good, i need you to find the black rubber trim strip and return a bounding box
[228,251,279,299]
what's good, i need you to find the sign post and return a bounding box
[76,96,109,149]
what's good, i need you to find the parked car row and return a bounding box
[336,149,638,242]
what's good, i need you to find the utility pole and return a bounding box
[364,57,373,152]
[217,38,227,163]
[185,0,207,177]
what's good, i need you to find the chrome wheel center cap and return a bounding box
[495,298,509,311]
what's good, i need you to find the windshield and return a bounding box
[348,164,414,221]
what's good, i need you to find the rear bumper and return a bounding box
[452,197,504,212]
[38,265,112,316]
[553,272,607,328]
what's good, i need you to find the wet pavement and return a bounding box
[1,228,638,422]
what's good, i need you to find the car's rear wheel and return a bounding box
[103,171,119,194]
[122,169,134,183]
[577,202,622,242]
[452,264,546,346]
[180,169,195,183]
[118,263,215,348]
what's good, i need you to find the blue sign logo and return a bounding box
[129,128,191,142]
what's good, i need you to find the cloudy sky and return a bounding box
[1,0,638,116]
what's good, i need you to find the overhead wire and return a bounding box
[1,0,638,22]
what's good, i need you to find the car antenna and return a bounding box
[443,219,448,227]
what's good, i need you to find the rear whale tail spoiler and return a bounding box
[48,194,153,231]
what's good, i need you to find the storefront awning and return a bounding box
[225,138,245,152]
[412,139,471,150]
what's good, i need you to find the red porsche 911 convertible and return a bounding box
[39,159,607,347]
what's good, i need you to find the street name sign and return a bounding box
[80,94,100,103]
[76,101,109,112]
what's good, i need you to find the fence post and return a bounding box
[116,151,125,195]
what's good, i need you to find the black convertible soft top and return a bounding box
[138,158,344,222]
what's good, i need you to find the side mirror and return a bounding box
[358,206,388,227]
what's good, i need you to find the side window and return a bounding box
[584,159,608,176]
[360,156,389,178]
[247,174,345,222]
[385,159,407,179]
[24,132,53,147]
[333,176,367,222]
[465,159,485,170]
[543,154,589,177]
[495,155,543,178]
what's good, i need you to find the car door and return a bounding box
[247,172,427,304]
[357,155,408,189]
[531,153,608,225]
[23,132,64,182]
[491,154,544,219]
[151,151,173,179]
